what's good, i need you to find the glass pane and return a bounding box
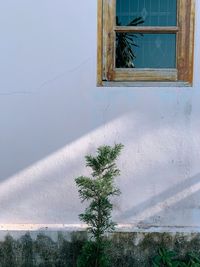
[115,33,176,68]
[116,0,177,26]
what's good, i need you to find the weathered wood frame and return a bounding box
[97,0,195,86]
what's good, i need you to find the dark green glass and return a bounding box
[115,33,176,68]
[116,0,177,27]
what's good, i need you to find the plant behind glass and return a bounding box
[116,16,144,68]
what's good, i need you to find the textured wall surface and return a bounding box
[0,1,200,230]
[0,231,200,266]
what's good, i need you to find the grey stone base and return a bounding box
[0,231,200,266]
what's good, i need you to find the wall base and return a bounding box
[0,227,200,266]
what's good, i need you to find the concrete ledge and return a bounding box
[1,224,200,233]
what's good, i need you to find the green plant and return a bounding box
[184,253,200,267]
[76,240,111,267]
[153,248,178,267]
[75,144,123,267]
[153,249,200,267]
[116,16,144,68]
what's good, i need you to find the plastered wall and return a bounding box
[0,0,200,231]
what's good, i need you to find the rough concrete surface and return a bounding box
[0,231,199,267]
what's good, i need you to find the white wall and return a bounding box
[0,0,200,230]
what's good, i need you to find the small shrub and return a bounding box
[76,240,111,267]
[75,144,123,267]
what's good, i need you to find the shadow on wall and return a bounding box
[117,172,200,227]
[0,105,199,225]
[0,0,200,227]
[0,53,195,182]
[0,0,98,180]
[0,111,145,223]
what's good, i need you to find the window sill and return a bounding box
[98,81,192,88]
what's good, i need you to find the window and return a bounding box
[97,0,195,86]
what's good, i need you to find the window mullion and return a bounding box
[115,26,179,34]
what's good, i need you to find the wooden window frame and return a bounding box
[97,0,195,87]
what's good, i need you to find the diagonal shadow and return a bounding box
[116,172,200,223]
[0,107,198,224]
